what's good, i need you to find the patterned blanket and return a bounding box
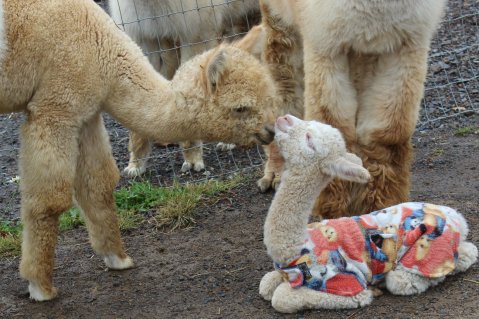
[275,202,463,296]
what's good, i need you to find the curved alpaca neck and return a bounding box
[104,55,205,143]
[264,166,332,265]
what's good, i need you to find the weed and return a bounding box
[0,176,242,257]
[454,126,479,137]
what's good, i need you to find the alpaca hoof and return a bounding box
[28,282,58,302]
[216,142,236,151]
[193,160,205,172]
[271,176,281,190]
[181,160,205,172]
[123,164,146,177]
[104,254,135,270]
[181,161,192,172]
[257,177,272,193]
[369,286,383,297]
[259,271,284,301]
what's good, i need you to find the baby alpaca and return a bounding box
[260,115,477,313]
[0,0,276,301]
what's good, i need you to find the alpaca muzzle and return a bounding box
[255,124,275,145]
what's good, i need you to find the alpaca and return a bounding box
[0,0,277,301]
[260,115,477,313]
[247,1,304,192]
[108,0,261,176]
[257,0,447,218]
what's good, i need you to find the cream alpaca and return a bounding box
[258,0,447,218]
[0,0,276,301]
[108,0,261,176]
[260,115,477,313]
[249,1,304,192]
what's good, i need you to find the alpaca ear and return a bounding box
[343,152,363,166]
[323,155,370,183]
[205,49,228,94]
[233,25,266,60]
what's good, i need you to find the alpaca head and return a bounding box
[274,115,371,183]
[173,44,278,147]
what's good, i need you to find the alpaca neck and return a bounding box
[264,166,331,265]
[104,56,204,143]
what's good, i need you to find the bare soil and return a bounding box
[1,116,478,319]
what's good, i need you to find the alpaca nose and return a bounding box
[275,115,294,133]
[255,124,275,145]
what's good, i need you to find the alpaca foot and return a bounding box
[103,254,135,270]
[28,282,58,302]
[271,175,281,190]
[123,162,146,177]
[369,286,383,297]
[259,271,284,301]
[181,159,205,172]
[455,241,478,273]
[271,282,373,313]
[385,268,444,296]
[257,176,273,193]
[216,142,236,151]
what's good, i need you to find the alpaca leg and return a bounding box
[124,131,152,177]
[19,115,79,301]
[259,270,284,301]
[177,37,218,173]
[454,241,478,273]
[216,142,236,152]
[180,140,205,172]
[271,282,373,313]
[350,47,429,213]
[74,115,134,270]
[385,268,444,296]
[303,49,359,217]
[257,142,284,192]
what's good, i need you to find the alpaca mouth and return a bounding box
[255,125,275,145]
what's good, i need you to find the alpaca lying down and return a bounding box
[260,115,478,313]
[0,0,277,301]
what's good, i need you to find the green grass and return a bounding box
[0,177,242,257]
[454,126,479,137]
[0,220,22,257]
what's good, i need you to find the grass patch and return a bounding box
[0,220,22,257]
[0,176,242,257]
[429,148,444,158]
[454,126,479,137]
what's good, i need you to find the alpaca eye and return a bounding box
[234,106,249,113]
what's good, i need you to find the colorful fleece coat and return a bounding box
[275,202,463,297]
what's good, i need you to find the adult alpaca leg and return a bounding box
[74,114,133,269]
[349,46,429,214]
[19,103,80,301]
[303,46,359,217]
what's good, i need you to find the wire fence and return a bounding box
[0,0,478,221]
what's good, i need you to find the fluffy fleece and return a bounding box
[0,0,277,301]
[257,0,447,218]
[260,115,477,313]
[108,0,261,176]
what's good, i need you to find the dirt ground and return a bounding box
[1,115,478,319]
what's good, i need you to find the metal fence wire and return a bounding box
[0,0,478,221]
